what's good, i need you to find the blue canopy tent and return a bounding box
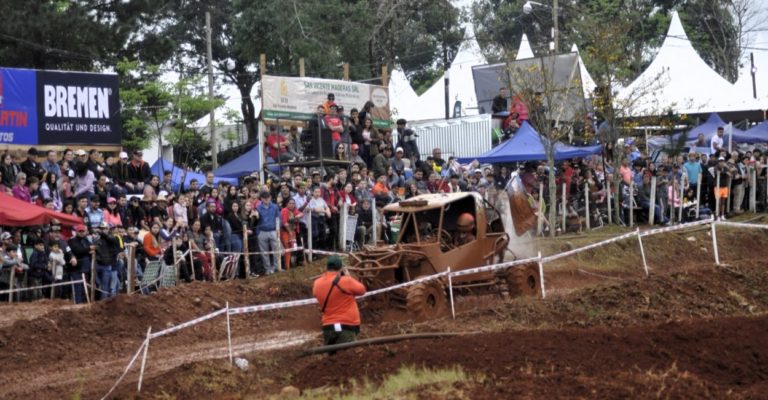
[213,144,261,178]
[150,159,238,192]
[685,113,751,144]
[735,121,768,144]
[458,122,602,164]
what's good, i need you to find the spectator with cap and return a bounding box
[110,152,130,192]
[86,196,105,230]
[21,147,46,180]
[94,221,120,299]
[42,150,61,180]
[256,191,281,274]
[67,224,93,304]
[200,199,224,248]
[27,239,50,300]
[312,255,366,348]
[127,150,151,193]
[103,197,123,227]
[349,144,365,167]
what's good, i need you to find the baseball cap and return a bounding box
[75,149,87,156]
[133,150,143,156]
[75,225,88,232]
[718,156,725,161]
[395,147,403,153]
[119,151,128,159]
[326,255,342,270]
[107,197,117,204]
[0,232,11,241]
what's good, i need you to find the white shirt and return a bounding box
[710,134,724,154]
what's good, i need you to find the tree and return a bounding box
[679,0,762,83]
[0,0,174,71]
[117,61,222,168]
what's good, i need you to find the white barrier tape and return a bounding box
[542,231,638,263]
[0,278,85,295]
[303,249,346,256]
[100,339,148,400]
[190,247,304,257]
[228,298,318,315]
[449,256,540,278]
[639,218,714,237]
[360,271,452,298]
[715,221,768,230]
[148,308,228,339]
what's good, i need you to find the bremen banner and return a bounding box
[0,67,121,146]
[262,75,391,128]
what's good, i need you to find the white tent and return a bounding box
[619,11,760,116]
[388,66,421,119]
[397,27,487,122]
[571,44,597,98]
[516,34,534,60]
[448,24,486,116]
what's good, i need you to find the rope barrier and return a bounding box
[0,278,86,295]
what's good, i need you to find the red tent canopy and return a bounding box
[0,194,84,227]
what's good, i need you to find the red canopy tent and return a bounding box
[0,194,84,227]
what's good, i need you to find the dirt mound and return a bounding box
[294,314,768,398]
[0,274,317,375]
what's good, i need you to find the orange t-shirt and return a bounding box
[312,272,366,326]
[143,233,161,257]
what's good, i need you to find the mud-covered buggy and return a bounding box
[347,192,541,319]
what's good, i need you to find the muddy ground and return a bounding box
[0,220,766,399]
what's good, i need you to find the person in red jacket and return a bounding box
[312,255,366,347]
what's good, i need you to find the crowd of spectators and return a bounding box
[1,93,767,303]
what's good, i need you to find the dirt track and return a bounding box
[0,225,766,399]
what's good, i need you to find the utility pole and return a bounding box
[751,52,757,99]
[206,11,217,168]
[552,0,559,53]
[443,42,450,120]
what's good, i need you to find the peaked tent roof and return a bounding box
[389,67,421,118]
[457,121,602,164]
[213,144,261,178]
[619,11,759,116]
[150,159,238,192]
[448,24,486,116]
[684,113,747,142]
[0,194,84,227]
[571,44,597,98]
[516,34,534,60]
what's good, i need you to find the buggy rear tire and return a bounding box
[405,280,448,320]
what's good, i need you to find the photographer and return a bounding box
[312,256,366,349]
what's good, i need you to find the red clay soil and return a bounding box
[295,315,768,399]
[0,227,765,399]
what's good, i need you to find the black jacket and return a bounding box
[21,158,46,180]
[68,235,92,273]
[94,233,120,266]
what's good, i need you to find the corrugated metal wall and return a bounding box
[409,114,492,159]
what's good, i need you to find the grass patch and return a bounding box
[299,365,479,399]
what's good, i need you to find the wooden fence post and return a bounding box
[243,230,250,279]
[648,176,657,225]
[584,181,590,230]
[561,182,566,233]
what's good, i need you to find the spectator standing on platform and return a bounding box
[491,87,508,114]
